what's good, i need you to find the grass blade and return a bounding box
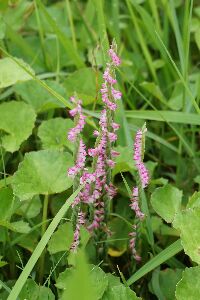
[36,0,84,68]
[125,0,158,82]
[0,47,72,108]
[7,186,82,300]
[126,110,200,125]
[127,239,183,285]
[155,30,200,114]
[93,0,109,65]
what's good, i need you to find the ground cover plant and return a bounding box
[0,0,200,299]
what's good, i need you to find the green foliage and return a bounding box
[60,251,99,300]
[38,118,74,151]
[150,268,183,300]
[151,184,182,223]
[57,264,108,299]
[102,285,141,300]
[175,267,200,300]
[0,187,13,220]
[48,222,74,254]
[0,101,36,152]
[173,207,200,264]
[14,80,66,112]
[12,150,73,200]
[64,67,102,105]
[0,0,200,299]
[19,279,55,300]
[0,57,34,88]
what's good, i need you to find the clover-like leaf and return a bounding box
[151,184,182,223]
[173,207,200,264]
[175,267,200,300]
[0,101,36,152]
[0,57,34,88]
[38,117,74,151]
[12,150,73,200]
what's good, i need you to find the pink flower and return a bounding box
[130,187,145,220]
[68,114,86,141]
[108,48,121,66]
[69,104,82,117]
[111,87,122,100]
[103,67,117,85]
[133,128,149,188]
[88,202,104,231]
[111,122,120,131]
[88,148,99,157]
[68,139,87,177]
[111,150,120,157]
[70,211,85,252]
[93,130,99,137]
[105,183,117,199]
[129,225,141,261]
[106,159,115,168]
[108,132,117,142]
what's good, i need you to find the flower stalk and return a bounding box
[67,41,121,253]
[129,123,149,261]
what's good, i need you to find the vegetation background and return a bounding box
[0,0,200,299]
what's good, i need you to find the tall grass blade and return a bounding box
[36,0,84,68]
[127,239,183,285]
[7,186,82,300]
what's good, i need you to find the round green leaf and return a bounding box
[151,184,182,223]
[38,117,74,151]
[173,207,200,264]
[0,101,36,152]
[175,267,200,300]
[0,57,34,88]
[12,150,73,200]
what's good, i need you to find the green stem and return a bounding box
[66,0,77,50]
[0,132,6,187]
[34,0,48,68]
[38,193,49,283]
